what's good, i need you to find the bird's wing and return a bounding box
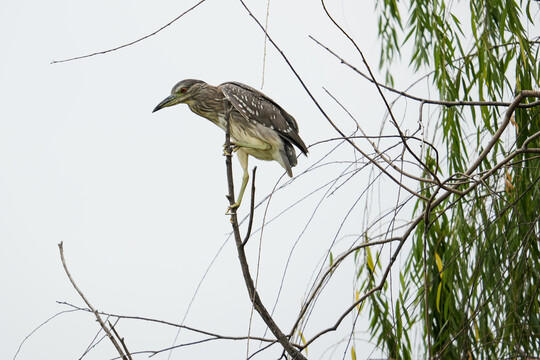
[220,82,308,155]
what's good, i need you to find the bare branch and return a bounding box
[79,320,110,359]
[463,91,539,178]
[310,35,540,110]
[57,301,286,345]
[289,237,402,337]
[323,87,445,188]
[51,1,206,64]
[13,309,80,360]
[108,321,131,360]
[57,242,132,360]
[223,100,307,359]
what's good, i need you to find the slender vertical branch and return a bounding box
[109,320,131,359]
[222,102,306,360]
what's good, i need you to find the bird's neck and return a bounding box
[187,86,225,125]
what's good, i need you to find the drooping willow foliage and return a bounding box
[363,0,540,358]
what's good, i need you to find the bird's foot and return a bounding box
[225,202,240,215]
[222,143,239,156]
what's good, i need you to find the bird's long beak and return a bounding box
[152,94,179,113]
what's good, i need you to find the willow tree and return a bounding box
[362,0,540,358]
[42,1,540,359]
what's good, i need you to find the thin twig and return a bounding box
[323,87,446,188]
[289,237,402,337]
[310,35,540,110]
[260,0,271,88]
[58,301,286,345]
[108,321,131,360]
[51,1,206,64]
[80,320,109,359]
[13,309,80,360]
[247,340,280,359]
[57,242,131,360]
[463,91,532,177]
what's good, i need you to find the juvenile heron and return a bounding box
[153,79,308,211]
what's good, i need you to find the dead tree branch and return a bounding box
[56,301,287,346]
[57,242,132,360]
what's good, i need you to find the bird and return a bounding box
[152,79,308,212]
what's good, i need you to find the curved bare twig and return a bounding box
[57,301,286,346]
[51,1,206,64]
[310,36,540,110]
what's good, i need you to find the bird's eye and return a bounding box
[180,87,187,93]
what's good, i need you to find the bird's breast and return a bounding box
[219,115,283,162]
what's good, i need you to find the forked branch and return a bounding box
[57,242,132,360]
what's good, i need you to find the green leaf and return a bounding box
[436,282,442,313]
[299,330,308,355]
[471,311,480,341]
[366,247,375,273]
[435,252,443,279]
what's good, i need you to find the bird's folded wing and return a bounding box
[220,82,308,155]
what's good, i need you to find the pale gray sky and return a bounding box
[1,1,413,359]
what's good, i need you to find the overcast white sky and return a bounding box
[0,1,423,359]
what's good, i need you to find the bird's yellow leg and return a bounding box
[226,150,250,214]
[227,168,249,214]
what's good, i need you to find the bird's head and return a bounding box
[152,79,207,112]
